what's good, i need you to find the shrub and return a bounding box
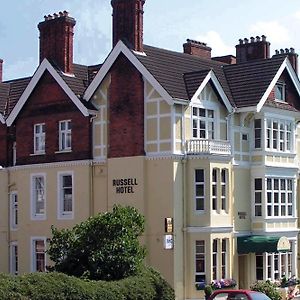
[250,280,282,300]
[0,266,175,300]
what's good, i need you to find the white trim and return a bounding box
[185,226,233,233]
[6,59,91,126]
[0,113,5,124]
[30,236,47,272]
[30,173,46,221]
[190,70,234,113]
[257,58,300,112]
[57,171,74,220]
[84,40,173,105]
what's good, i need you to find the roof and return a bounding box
[0,62,101,120]
[135,45,234,105]
[223,56,286,108]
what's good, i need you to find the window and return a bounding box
[266,119,292,152]
[266,178,293,217]
[256,255,263,280]
[10,192,18,229]
[31,174,46,220]
[195,169,205,211]
[211,169,228,212]
[195,240,206,284]
[34,123,45,154]
[32,238,46,272]
[254,119,262,149]
[221,239,227,278]
[10,242,18,275]
[254,178,262,217]
[212,239,218,280]
[58,172,73,219]
[264,252,292,281]
[275,82,285,101]
[192,107,214,139]
[59,120,72,151]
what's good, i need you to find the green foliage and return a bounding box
[47,205,147,281]
[0,267,175,300]
[250,280,282,300]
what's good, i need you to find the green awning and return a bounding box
[237,235,290,254]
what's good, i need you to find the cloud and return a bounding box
[293,11,300,20]
[195,31,235,56]
[249,21,290,44]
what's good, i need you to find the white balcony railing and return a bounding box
[186,139,231,155]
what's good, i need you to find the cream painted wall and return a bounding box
[7,162,91,274]
[0,170,8,273]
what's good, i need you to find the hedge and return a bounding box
[0,266,175,300]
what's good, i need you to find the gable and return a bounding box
[6,59,92,126]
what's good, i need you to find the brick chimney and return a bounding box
[38,11,76,74]
[111,0,145,52]
[236,35,270,63]
[0,59,3,82]
[273,48,298,75]
[212,55,236,64]
[183,39,212,59]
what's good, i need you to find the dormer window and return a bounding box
[192,107,214,139]
[275,82,285,101]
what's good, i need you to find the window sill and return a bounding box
[58,213,74,220]
[55,149,72,154]
[30,152,45,156]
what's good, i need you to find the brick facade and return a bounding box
[14,71,91,165]
[108,54,144,158]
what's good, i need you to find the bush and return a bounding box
[250,280,282,300]
[0,266,175,300]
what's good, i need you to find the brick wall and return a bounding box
[14,71,91,165]
[108,54,144,158]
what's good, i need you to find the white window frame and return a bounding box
[254,178,263,217]
[195,240,206,284]
[195,169,205,212]
[31,237,46,272]
[192,107,215,140]
[57,171,74,219]
[212,239,218,280]
[30,174,46,220]
[59,120,72,151]
[10,191,18,230]
[275,82,285,102]
[10,242,18,275]
[34,123,45,154]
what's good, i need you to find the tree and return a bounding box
[47,205,147,281]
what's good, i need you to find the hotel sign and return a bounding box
[112,178,138,194]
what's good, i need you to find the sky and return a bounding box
[1,0,300,81]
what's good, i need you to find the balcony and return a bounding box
[186,139,231,155]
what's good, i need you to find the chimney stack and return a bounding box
[236,35,270,63]
[183,39,212,59]
[0,59,3,82]
[111,0,145,52]
[273,48,298,75]
[38,11,76,74]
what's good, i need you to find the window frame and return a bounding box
[10,242,18,275]
[195,240,206,284]
[59,120,72,151]
[195,169,205,212]
[31,237,46,272]
[57,171,74,219]
[33,123,45,154]
[30,174,46,220]
[275,82,285,102]
[192,107,215,140]
[10,191,18,230]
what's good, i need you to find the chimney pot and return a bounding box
[63,10,69,16]
[48,14,52,19]
[275,49,279,55]
[285,48,289,53]
[280,49,285,54]
[244,38,249,44]
[256,36,261,42]
[239,39,243,45]
[53,13,59,18]
[290,47,295,53]
[262,35,266,42]
[250,37,255,43]
[58,11,64,17]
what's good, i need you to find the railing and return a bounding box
[186,139,231,155]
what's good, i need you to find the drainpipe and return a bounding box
[182,155,187,300]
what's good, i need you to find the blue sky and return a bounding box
[1,0,300,81]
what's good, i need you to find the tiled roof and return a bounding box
[134,45,293,110]
[223,56,286,108]
[135,45,233,104]
[0,62,101,119]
